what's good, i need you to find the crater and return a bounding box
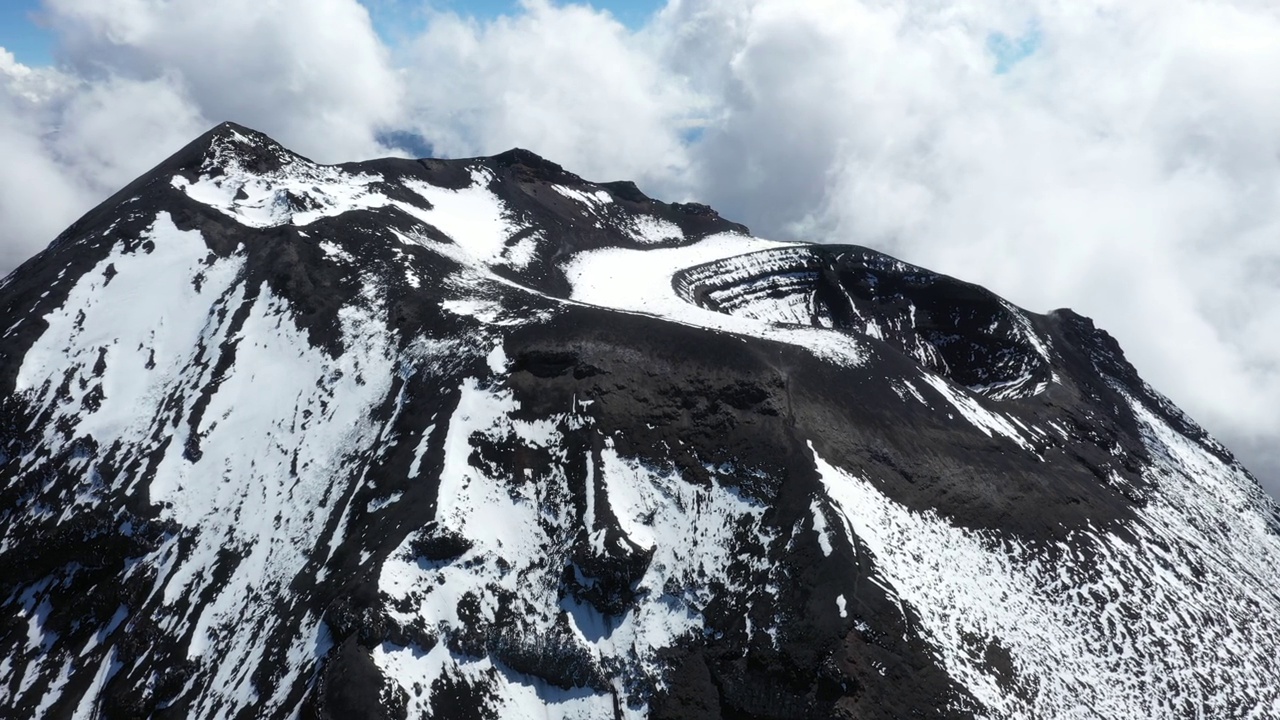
[673,245,1055,400]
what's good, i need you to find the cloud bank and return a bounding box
[3,0,1280,495]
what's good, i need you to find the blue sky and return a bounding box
[0,0,665,68]
[0,1,51,65]
[987,23,1043,74]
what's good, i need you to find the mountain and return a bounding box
[1,122,1278,720]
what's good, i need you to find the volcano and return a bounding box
[1,123,1277,719]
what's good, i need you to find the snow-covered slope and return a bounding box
[1,122,1277,719]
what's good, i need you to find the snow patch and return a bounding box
[810,499,833,556]
[173,162,387,229]
[811,434,1280,718]
[563,233,865,367]
[553,185,613,211]
[918,373,1034,451]
[401,170,518,265]
[629,215,682,245]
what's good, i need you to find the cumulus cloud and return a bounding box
[0,49,207,270]
[2,0,1279,495]
[0,50,86,272]
[43,0,401,161]
[397,0,701,186]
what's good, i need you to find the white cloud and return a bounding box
[397,0,700,185]
[0,49,205,272]
[0,61,91,273]
[2,0,1280,494]
[47,73,208,190]
[43,0,401,162]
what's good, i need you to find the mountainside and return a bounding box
[1,122,1279,720]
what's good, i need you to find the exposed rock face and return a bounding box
[1,122,1278,719]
